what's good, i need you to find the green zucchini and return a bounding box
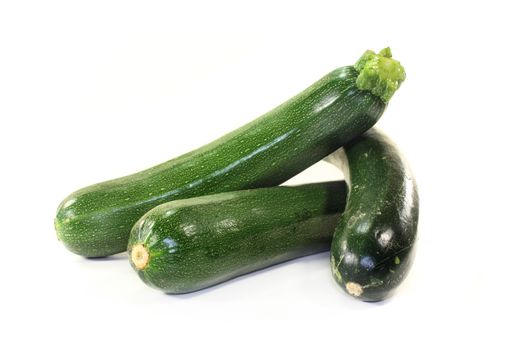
[128,181,347,293]
[326,129,419,301]
[55,48,405,257]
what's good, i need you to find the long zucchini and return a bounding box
[55,48,405,257]
[327,129,418,301]
[128,181,347,293]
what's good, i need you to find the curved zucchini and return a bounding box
[326,129,418,301]
[55,48,405,257]
[128,181,347,293]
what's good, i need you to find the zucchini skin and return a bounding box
[327,129,419,301]
[56,66,385,257]
[128,181,347,294]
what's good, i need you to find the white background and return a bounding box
[1,0,523,348]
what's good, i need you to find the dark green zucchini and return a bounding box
[128,181,347,293]
[326,129,418,301]
[55,48,405,257]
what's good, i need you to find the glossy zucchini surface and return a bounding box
[327,129,418,301]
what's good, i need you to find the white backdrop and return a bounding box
[1,1,523,348]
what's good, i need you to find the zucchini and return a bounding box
[327,129,419,301]
[55,48,405,257]
[128,181,347,293]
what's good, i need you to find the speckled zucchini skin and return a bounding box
[55,66,385,257]
[128,181,347,293]
[327,129,419,301]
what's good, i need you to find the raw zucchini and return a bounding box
[128,181,347,293]
[327,129,418,301]
[55,48,405,257]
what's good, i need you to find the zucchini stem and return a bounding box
[354,47,406,103]
[131,244,150,270]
